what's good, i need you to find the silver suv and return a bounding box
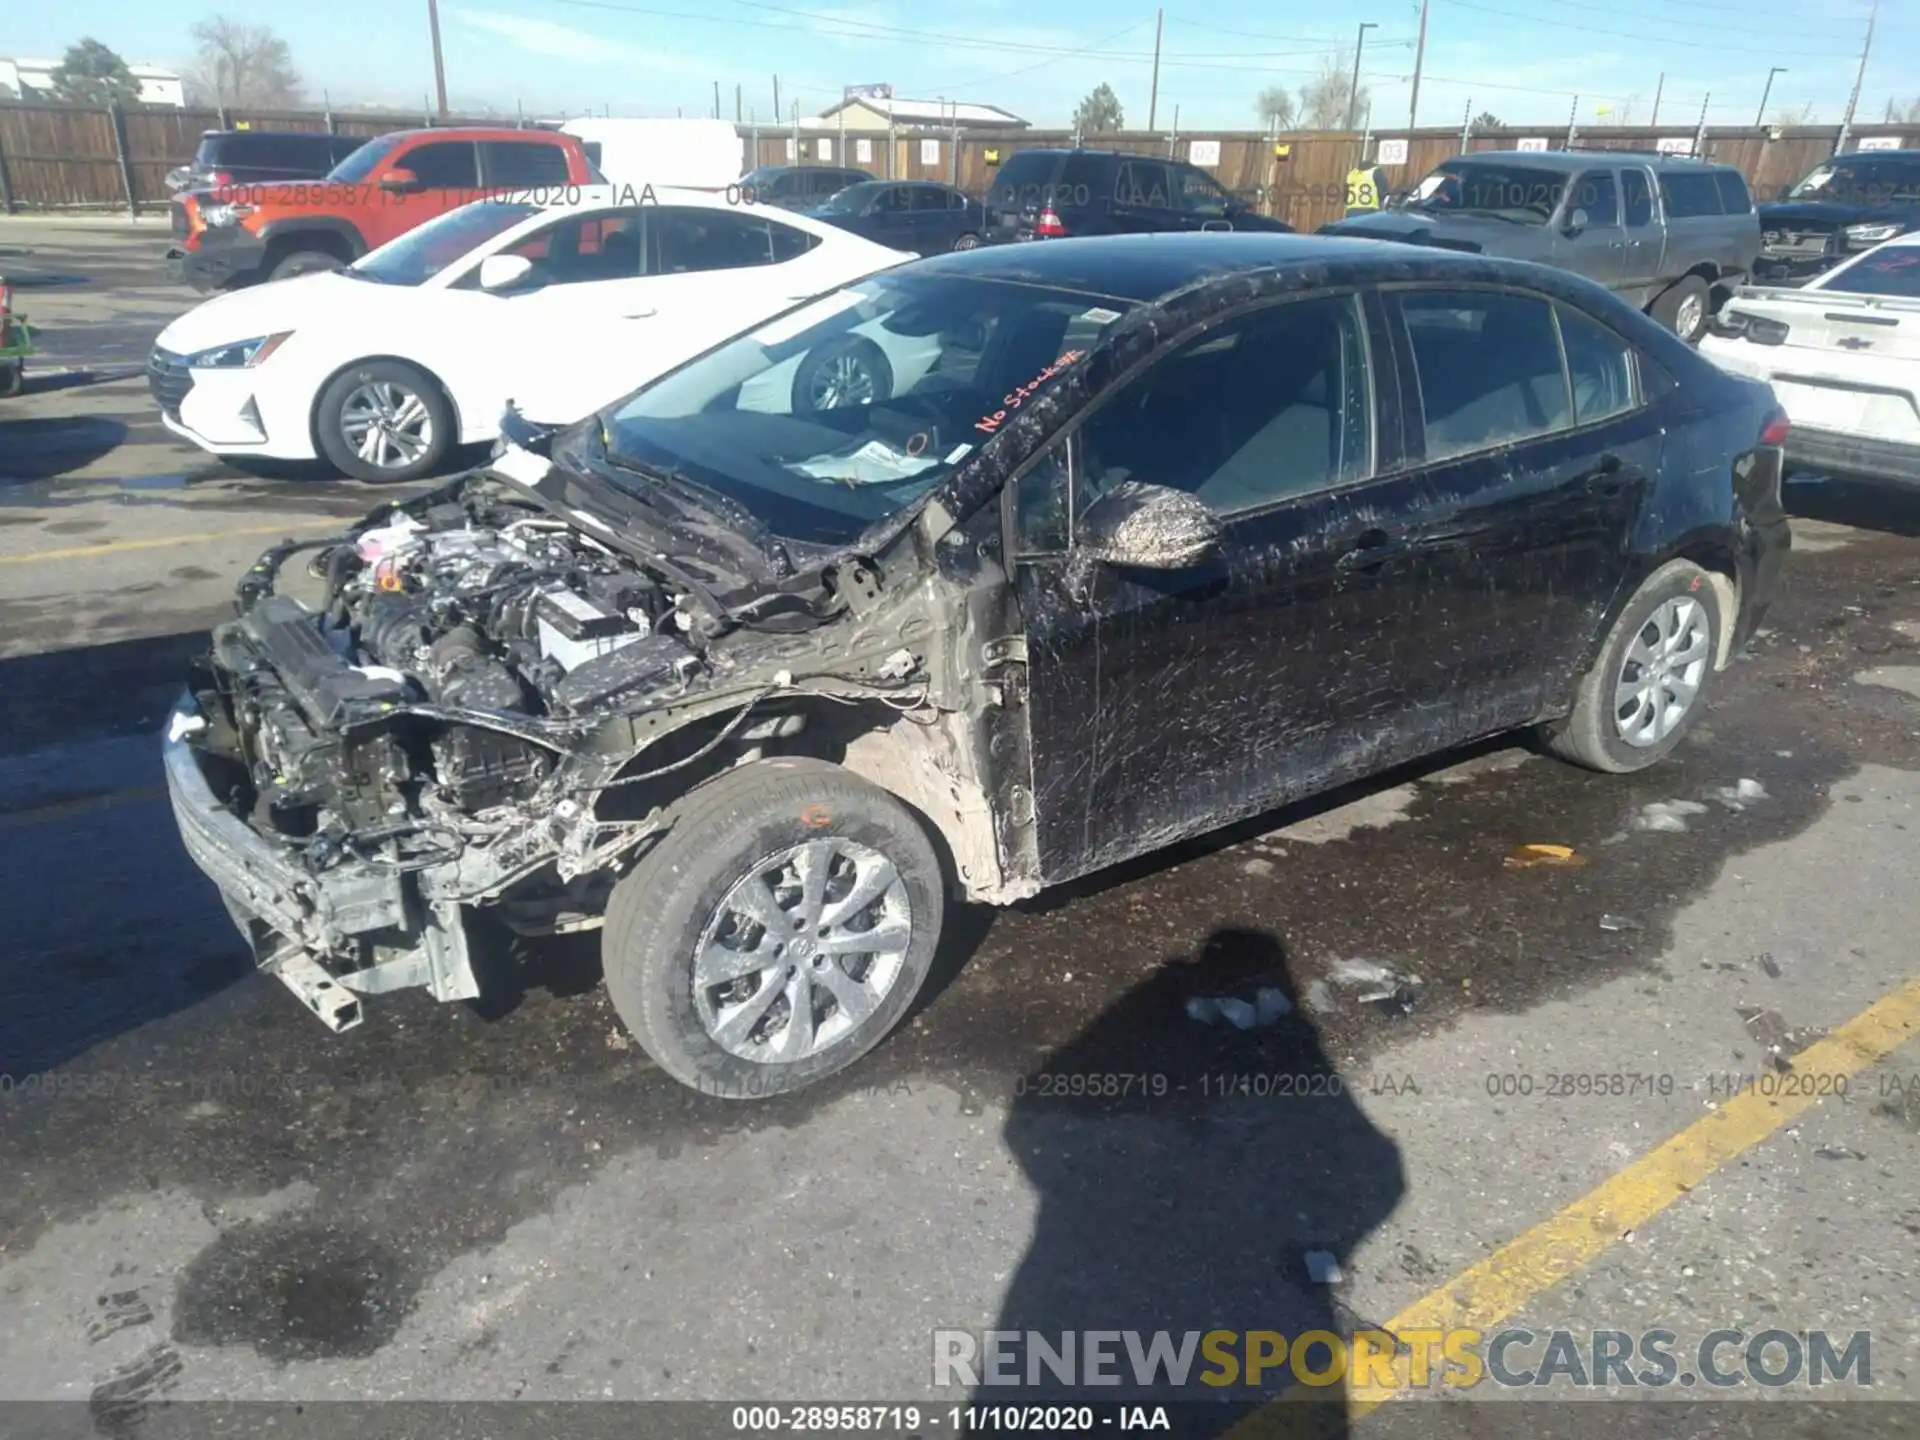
[1324,150,1761,342]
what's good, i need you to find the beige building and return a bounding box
[808,96,1028,133]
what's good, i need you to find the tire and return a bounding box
[313,359,454,482]
[267,248,346,282]
[602,757,944,1098]
[0,362,22,398]
[952,231,981,251]
[790,336,893,413]
[1543,559,1723,773]
[1651,275,1710,343]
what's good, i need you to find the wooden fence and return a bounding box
[5,98,1920,235]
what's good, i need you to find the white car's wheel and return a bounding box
[314,360,454,483]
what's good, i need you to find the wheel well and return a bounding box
[307,354,462,454]
[263,229,358,266]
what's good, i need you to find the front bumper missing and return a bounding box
[164,691,480,1030]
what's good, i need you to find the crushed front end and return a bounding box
[164,467,946,1030]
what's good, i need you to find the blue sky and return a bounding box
[9,0,1912,131]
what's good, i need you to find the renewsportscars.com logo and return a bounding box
[932,1328,1872,1392]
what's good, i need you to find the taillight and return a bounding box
[0,281,11,315]
[1759,408,1790,447]
[1035,206,1066,238]
[208,169,234,185]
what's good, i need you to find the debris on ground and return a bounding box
[1758,952,1783,978]
[1303,1250,1345,1285]
[1738,1006,1828,1070]
[1328,958,1424,1015]
[1504,842,1586,867]
[1599,914,1644,932]
[1709,778,1771,811]
[1814,1144,1866,1161]
[1185,987,1294,1029]
[1304,979,1336,1015]
[1634,800,1711,833]
[1242,857,1277,878]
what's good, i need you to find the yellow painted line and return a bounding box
[1229,973,1920,1433]
[0,784,168,829]
[0,522,308,566]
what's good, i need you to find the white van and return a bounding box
[559,118,745,191]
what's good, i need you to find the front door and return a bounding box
[1553,168,1628,290]
[369,138,481,248]
[1619,165,1666,302]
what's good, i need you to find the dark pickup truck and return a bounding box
[1756,149,1920,283]
[1322,150,1761,342]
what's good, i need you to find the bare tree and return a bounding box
[1298,51,1369,131]
[1884,95,1920,124]
[1256,85,1295,131]
[1471,110,1503,129]
[1771,102,1815,127]
[188,16,303,108]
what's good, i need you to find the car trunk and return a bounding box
[1731,286,1920,442]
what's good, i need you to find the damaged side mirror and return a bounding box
[1071,480,1224,571]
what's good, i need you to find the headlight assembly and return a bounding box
[185,333,293,369]
[1843,222,1902,247]
[199,202,256,228]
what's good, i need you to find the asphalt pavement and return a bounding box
[2,216,1918,1440]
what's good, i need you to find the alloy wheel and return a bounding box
[1614,596,1711,747]
[692,838,913,1064]
[1674,292,1705,339]
[338,380,434,472]
[807,352,879,410]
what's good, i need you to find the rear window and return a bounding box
[483,140,571,187]
[197,132,340,169]
[1822,245,1920,297]
[1660,170,1724,219]
[1714,169,1752,214]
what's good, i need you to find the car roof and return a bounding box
[1827,149,1920,162]
[904,231,1527,302]
[1452,149,1736,171]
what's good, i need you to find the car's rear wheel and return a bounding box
[0,362,22,398]
[1652,275,1710,343]
[952,231,981,251]
[1543,559,1723,773]
[314,359,453,482]
[268,248,346,282]
[602,758,944,1098]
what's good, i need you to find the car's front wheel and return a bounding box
[602,758,944,1098]
[952,231,981,251]
[1543,559,1723,773]
[314,359,453,482]
[268,248,346,282]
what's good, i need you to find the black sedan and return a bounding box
[803,180,989,255]
[164,233,1790,1097]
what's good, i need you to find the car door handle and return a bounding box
[621,307,657,319]
[1585,454,1629,494]
[1335,527,1405,572]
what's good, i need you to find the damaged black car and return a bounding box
[164,234,1791,1097]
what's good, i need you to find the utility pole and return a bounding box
[1756,67,1786,126]
[1836,0,1878,154]
[1147,8,1163,133]
[1565,92,1579,150]
[1409,0,1429,129]
[714,80,721,119]
[425,0,449,119]
[1345,21,1377,131]
[1459,97,1473,153]
[735,84,742,123]
[1694,91,1711,156]
[773,75,781,123]
[1651,72,1664,127]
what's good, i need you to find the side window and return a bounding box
[1556,305,1638,426]
[500,208,644,284]
[1174,164,1233,217]
[651,209,820,273]
[1115,160,1176,209]
[1570,170,1618,227]
[1071,295,1371,516]
[1055,153,1106,204]
[1659,171,1723,220]
[1714,170,1753,215]
[1621,167,1655,227]
[1400,290,1570,460]
[880,187,912,214]
[910,186,949,212]
[810,171,847,198]
[400,141,479,189]
[1013,444,1073,553]
[483,141,571,188]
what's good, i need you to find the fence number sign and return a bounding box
[1515,137,1549,151]
[921,138,941,164]
[817,138,833,160]
[1859,135,1904,150]
[1188,139,1221,167]
[1655,137,1696,155]
[856,138,873,163]
[1375,138,1408,166]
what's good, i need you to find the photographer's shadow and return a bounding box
[990,928,1406,1438]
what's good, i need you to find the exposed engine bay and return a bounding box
[164,469,981,1031]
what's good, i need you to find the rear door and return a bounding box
[480,138,574,193]
[864,185,914,248]
[1111,157,1181,232]
[907,184,958,253]
[1619,165,1665,301]
[1385,285,1655,718]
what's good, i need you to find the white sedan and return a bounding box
[148,186,914,481]
[1701,231,1920,486]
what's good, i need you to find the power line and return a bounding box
[1506,0,1867,39]
[941,19,1153,94]
[1432,0,1857,57]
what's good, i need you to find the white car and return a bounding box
[1700,230,1920,486]
[149,186,913,481]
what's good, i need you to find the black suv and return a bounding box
[164,130,368,194]
[984,148,1292,242]
[740,164,875,211]
[1756,149,1920,282]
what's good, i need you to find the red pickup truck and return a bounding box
[167,126,602,292]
